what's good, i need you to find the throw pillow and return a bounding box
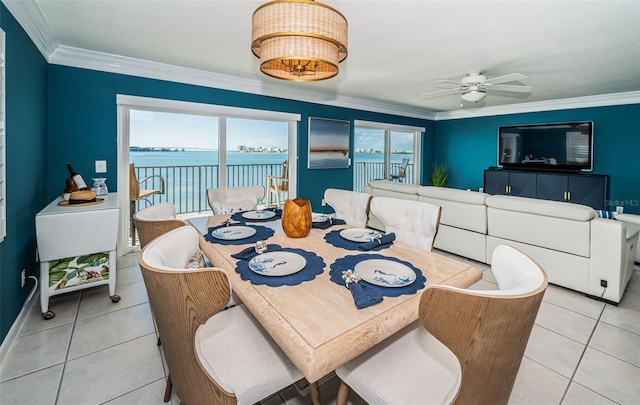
[596,210,616,219]
[186,250,206,269]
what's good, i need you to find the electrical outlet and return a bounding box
[321,199,326,206]
[21,269,26,288]
[600,279,608,288]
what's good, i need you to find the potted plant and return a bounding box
[429,164,449,187]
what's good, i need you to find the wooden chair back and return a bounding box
[418,246,548,405]
[133,203,186,248]
[138,227,236,405]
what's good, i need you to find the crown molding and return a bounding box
[434,91,640,121]
[2,0,58,58]
[48,45,437,121]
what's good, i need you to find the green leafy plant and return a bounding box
[429,164,449,187]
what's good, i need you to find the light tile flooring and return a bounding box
[1,252,639,405]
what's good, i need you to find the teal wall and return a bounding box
[0,4,49,342]
[434,105,640,214]
[47,65,431,211]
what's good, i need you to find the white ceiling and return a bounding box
[5,0,640,119]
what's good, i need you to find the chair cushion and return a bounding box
[211,196,258,215]
[142,227,201,270]
[135,202,177,220]
[195,305,303,404]
[335,321,461,405]
[324,189,371,228]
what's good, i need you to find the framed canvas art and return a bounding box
[308,117,350,169]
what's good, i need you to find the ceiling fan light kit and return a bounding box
[251,0,348,81]
[421,71,532,104]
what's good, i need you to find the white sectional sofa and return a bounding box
[363,180,639,303]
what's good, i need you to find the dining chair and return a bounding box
[133,202,186,248]
[206,186,265,215]
[335,244,548,405]
[370,196,441,251]
[265,160,289,208]
[389,158,409,182]
[138,226,306,405]
[323,188,371,228]
[129,162,165,244]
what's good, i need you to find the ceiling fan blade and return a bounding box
[435,79,462,85]
[487,84,533,93]
[419,88,463,98]
[484,73,527,85]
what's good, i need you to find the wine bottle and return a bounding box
[66,161,90,190]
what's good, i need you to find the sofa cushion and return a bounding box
[417,186,489,205]
[368,180,419,197]
[418,187,488,234]
[486,195,596,222]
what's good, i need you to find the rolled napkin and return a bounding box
[312,218,346,229]
[358,233,396,251]
[231,244,282,261]
[341,269,383,309]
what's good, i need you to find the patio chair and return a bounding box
[389,158,409,182]
[335,244,548,405]
[265,160,289,208]
[129,163,165,244]
[138,226,306,405]
[206,186,265,215]
[323,188,371,228]
[370,196,441,251]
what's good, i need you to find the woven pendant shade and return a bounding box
[252,0,348,81]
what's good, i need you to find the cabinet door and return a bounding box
[536,173,568,202]
[509,172,537,197]
[568,175,607,210]
[484,170,509,195]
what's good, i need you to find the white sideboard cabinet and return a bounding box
[35,192,120,319]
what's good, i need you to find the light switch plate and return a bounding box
[95,160,107,173]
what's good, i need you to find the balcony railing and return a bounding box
[132,161,414,216]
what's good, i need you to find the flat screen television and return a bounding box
[498,121,593,172]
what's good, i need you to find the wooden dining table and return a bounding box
[193,214,483,384]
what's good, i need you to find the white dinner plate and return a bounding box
[242,210,276,220]
[339,228,382,243]
[249,251,307,276]
[312,213,330,223]
[210,226,256,240]
[355,259,416,287]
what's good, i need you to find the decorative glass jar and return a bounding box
[92,178,108,196]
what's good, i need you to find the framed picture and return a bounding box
[308,117,350,169]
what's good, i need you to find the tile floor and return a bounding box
[1,252,639,405]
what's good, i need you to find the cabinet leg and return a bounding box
[42,311,55,320]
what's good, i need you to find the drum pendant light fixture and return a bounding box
[251,0,348,81]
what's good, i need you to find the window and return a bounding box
[0,29,5,243]
[117,95,300,253]
[353,120,423,191]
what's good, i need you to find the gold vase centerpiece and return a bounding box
[282,198,312,238]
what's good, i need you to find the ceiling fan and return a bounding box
[420,71,533,103]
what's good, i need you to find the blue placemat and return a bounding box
[231,208,282,223]
[204,224,275,245]
[312,218,346,229]
[235,247,326,287]
[329,253,426,297]
[324,229,393,251]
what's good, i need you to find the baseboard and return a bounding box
[0,282,39,366]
